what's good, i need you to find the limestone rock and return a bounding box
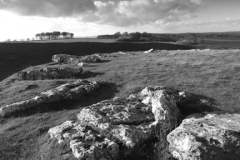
[77,97,156,148]
[52,54,101,64]
[45,86,183,159]
[0,80,100,117]
[140,86,182,127]
[18,67,85,80]
[167,112,240,160]
[77,86,182,157]
[48,121,119,160]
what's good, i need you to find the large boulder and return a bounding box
[18,67,85,80]
[167,112,240,160]
[52,54,101,64]
[45,86,182,159]
[77,97,156,149]
[0,80,100,117]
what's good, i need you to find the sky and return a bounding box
[0,0,240,41]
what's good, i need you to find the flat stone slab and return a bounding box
[167,112,240,160]
[18,67,85,80]
[52,54,101,64]
[0,80,100,117]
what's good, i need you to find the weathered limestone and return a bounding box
[46,86,182,159]
[167,112,240,160]
[52,54,101,64]
[77,97,157,149]
[48,121,119,160]
[18,67,85,80]
[0,80,100,117]
[140,86,182,127]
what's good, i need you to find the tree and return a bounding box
[113,32,121,38]
[35,33,40,40]
[122,32,128,36]
[40,32,45,40]
[70,33,74,39]
[62,32,68,39]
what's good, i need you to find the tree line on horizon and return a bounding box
[97,31,205,44]
[35,31,74,40]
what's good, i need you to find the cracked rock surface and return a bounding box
[167,112,240,160]
[18,67,85,80]
[52,54,101,64]
[48,121,119,160]
[0,80,100,117]
[46,86,182,159]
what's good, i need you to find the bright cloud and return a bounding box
[0,0,208,26]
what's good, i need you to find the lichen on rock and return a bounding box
[167,112,240,160]
[48,120,119,160]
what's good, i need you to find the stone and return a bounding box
[45,86,183,159]
[18,67,85,80]
[52,54,101,64]
[48,121,119,160]
[143,48,154,53]
[140,86,182,128]
[167,112,240,160]
[0,80,100,117]
[77,86,182,157]
[77,97,156,149]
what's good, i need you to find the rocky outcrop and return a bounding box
[0,80,100,117]
[18,67,86,80]
[48,121,119,160]
[167,112,240,160]
[52,54,101,64]
[77,97,156,149]
[45,86,182,160]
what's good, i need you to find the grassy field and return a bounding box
[0,42,192,81]
[204,37,240,49]
[1,49,240,159]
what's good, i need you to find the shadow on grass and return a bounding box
[80,71,104,79]
[98,59,111,63]
[176,92,220,117]
[5,82,118,118]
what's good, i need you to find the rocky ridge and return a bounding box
[44,86,183,160]
[0,80,101,117]
[18,67,86,80]
[45,86,240,160]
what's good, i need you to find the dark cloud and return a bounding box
[0,0,96,17]
[0,0,208,26]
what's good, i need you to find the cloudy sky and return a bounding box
[0,0,239,41]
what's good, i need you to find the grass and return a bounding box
[204,37,240,49]
[0,42,192,82]
[1,48,240,159]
